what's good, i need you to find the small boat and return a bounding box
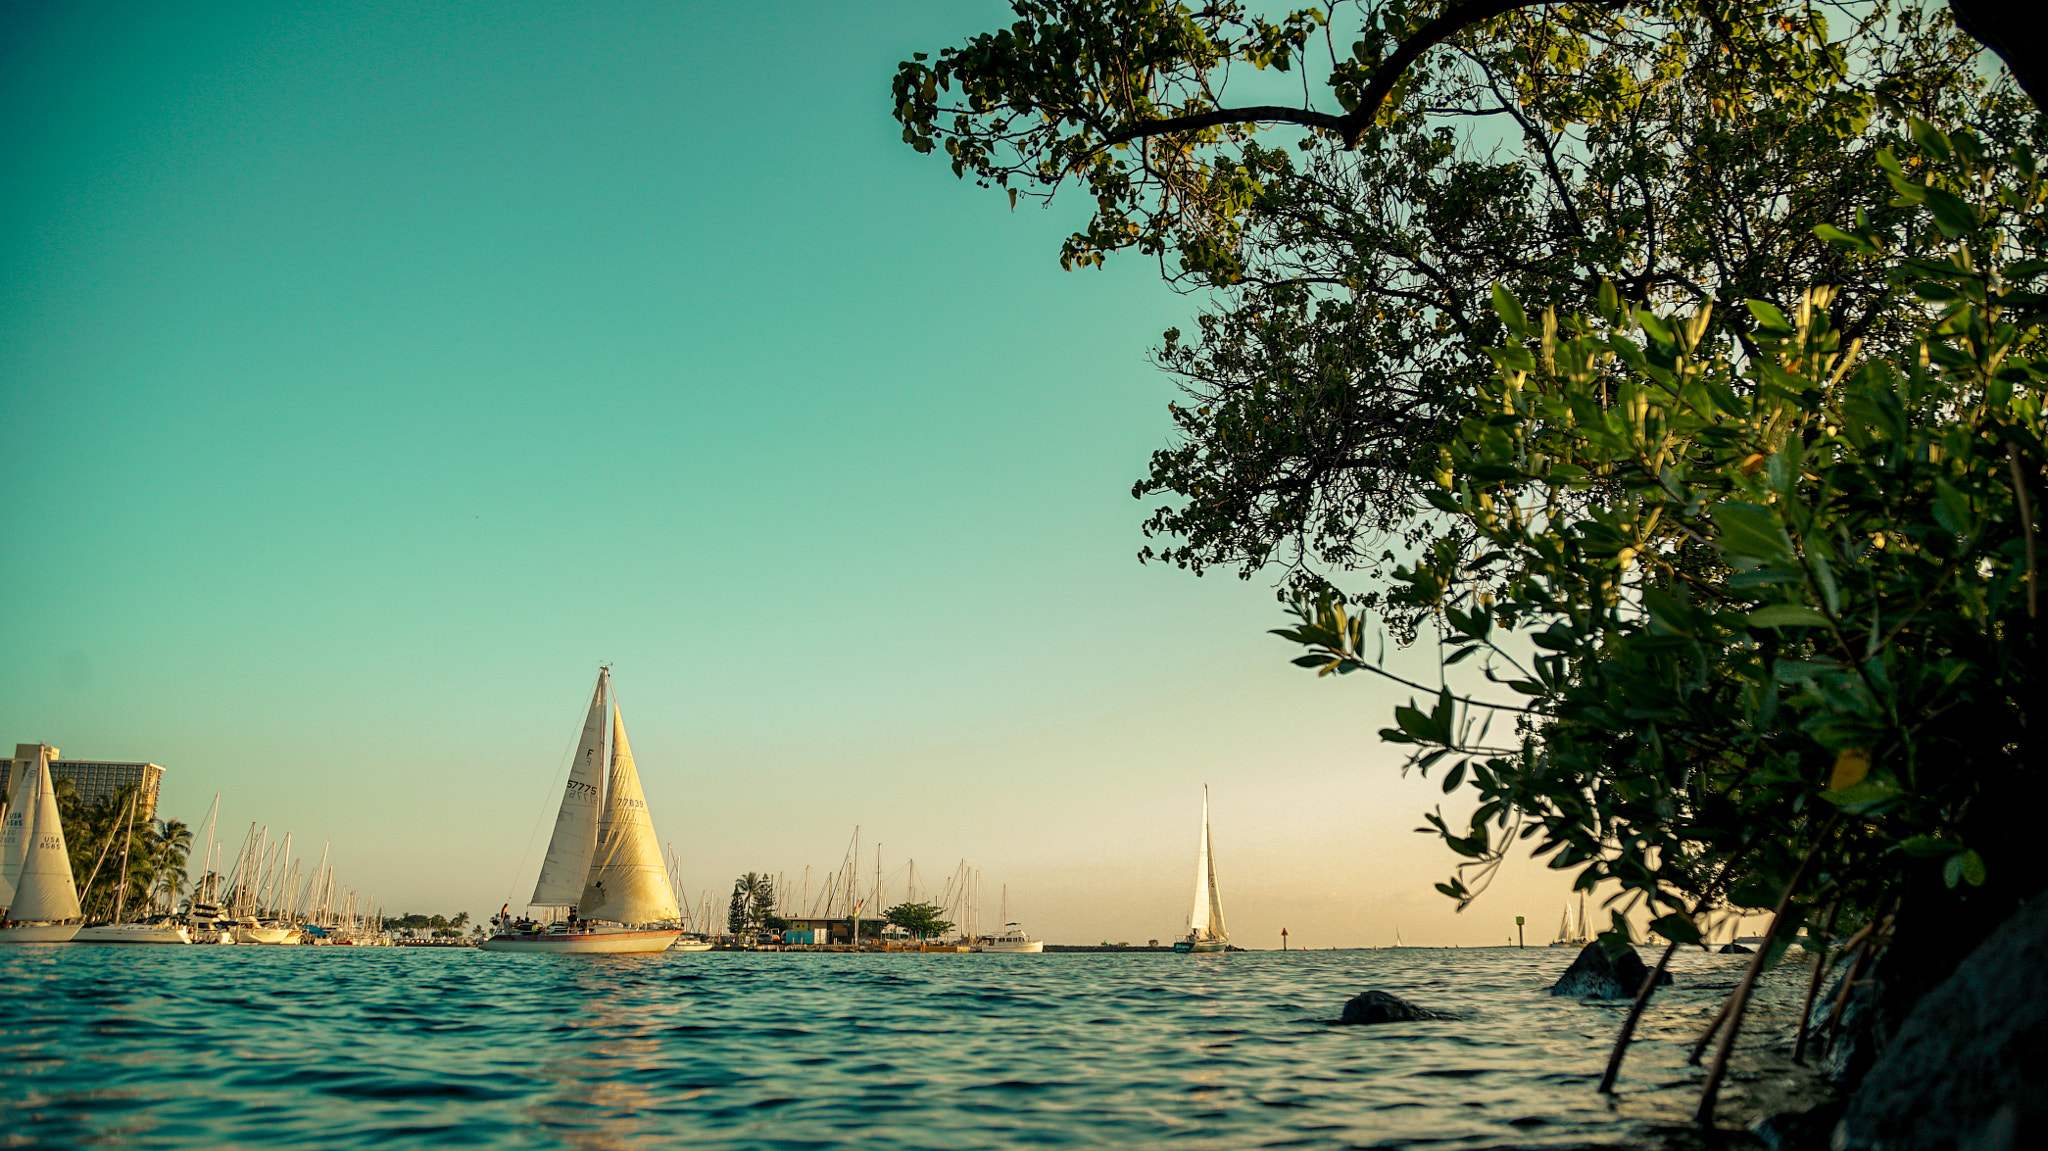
[231,916,297,945]
[480,668,683,955]
[1172,787,1229,954]
[978,924,1044,953]
[0,744,84,944]
[668,937,714,952]
[973,887,1043,952]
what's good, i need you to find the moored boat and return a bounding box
[73,784,191,945]
[74,920,193,945]
[480,668,683,955]
[0,744,84,944]
[1172,787,1229,954]
[978,924,1044,953]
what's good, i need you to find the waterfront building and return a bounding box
[2,745,165,822]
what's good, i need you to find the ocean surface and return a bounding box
[1,944,1820,1150]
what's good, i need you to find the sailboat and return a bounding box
[1549,893,1591,947]
[481,668,683,954]
[1172,787,1229,954]
[75,789,190,944]
[0,744,84,943]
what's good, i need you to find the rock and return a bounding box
[1719,942,1755,954]
[1752,1099,1845,1150]
[1834,894,2048,1150]
[1548,940,1674,999]
[1337,990,1447,1024]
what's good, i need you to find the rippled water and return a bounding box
[1,944,1817,1149]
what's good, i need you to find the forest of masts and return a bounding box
[195,797,381,933]
[662,826,1008,937]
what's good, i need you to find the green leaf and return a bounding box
[1746,300,1793,334]
[1898,835,1962,859]
[1821,775,1906,814]
[1651,913,1701,945]
[1492,283,1530,338]
[1908,118,1952,160]
[1748,604,1830,628]
[1921,187,1978,237]
[1714,503,1793,562]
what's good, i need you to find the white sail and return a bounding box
[10,750,82,922]
[1205,805,1227,943]
[531,670,609,907]
[578,704,680,924]
[1189,789,1214,938]
[0,747,34,910]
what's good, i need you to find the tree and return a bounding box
[883,902,956,940]
[146,818,193,913]
[894,0,2044,1116]
[726,872,776,935]
[895,0,2036,627]
[1277,122,2043,1115]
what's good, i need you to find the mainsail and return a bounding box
[578,703,680,924]
[1189,787,1226,943]
[8,748,82,922]
[530,670,609,907]
[0,748,32,909]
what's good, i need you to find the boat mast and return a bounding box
[110,789,138,923]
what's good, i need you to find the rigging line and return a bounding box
[502,670,598,907]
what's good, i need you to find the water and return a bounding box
[1,945,1818,1149]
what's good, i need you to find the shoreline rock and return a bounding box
[1335,990,1450,1024]
[1550,939,1675,998]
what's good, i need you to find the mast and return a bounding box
[110,789,139,923]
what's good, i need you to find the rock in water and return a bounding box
[1337,990,1446,1024]
[1835,894,2048,1150]
[1549,940,1674,999]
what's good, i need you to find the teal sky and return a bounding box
[2,1,1626,947]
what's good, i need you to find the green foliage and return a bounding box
[56,783,190,918]
[1277,123,2045,939]
[727,872,777,935]
[882,901,956,939]
[896,2,2036,628]
[389,911,471,938]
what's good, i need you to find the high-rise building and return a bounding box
[2,744,165,823]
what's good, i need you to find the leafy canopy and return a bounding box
[896,1,2032,622]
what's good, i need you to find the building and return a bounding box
[2,744,165,823]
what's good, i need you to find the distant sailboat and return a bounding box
[1172,788,1228,954]
[0,744,84,943]
[481,668,683,954]
[1550,893,1591,947]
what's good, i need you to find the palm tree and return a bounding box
[146,818,193,913]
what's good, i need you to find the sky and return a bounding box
[0,0,1688,948]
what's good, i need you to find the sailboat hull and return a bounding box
[479,928,681,954]
[1174,939,1228,953]
[976,940,1044,953]
[234,926,295,945]
[0,923,81,944]
[74,923,192,945]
